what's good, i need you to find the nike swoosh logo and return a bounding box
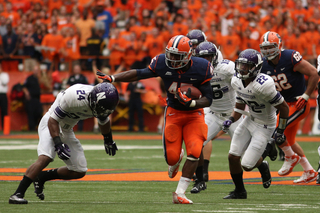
[169,113,175,116]
[281,68,285,71]
[190,78,197,80]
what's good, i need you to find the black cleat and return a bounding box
[203,172,209,182]
[34,177,45,200]
[223,190,247,199]
[317,172,320,184]
[9,193,28,204]
[192,174,197,182]
[268,139,278,161]
[260,161,272,188]
[190,181,207,193]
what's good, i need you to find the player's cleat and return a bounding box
[223,190,247,199]
[203,172,209,182]
[172,192,193,204]
[316,172,320,184]
[268,139,278,161]
[278,153,301,176]
[168,149,184,178]
[192,174,197,182]
[190,180,207,193]
[33,177,45,200]
[9,193,28,204]
[293,170,318,184]
[259,161,271,188]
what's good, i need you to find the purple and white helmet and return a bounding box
[186,29,207,46]
[235,49,263,80]
[88,82,119,118]
[195,41,219,66]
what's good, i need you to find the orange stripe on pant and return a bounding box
[163,106,208,166]
[277,101,310,146]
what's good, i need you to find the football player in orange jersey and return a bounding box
[260,31,319,183]
[97,35,214,204]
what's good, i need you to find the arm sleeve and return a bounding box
[199,81,213,105]
[136,67,158,80]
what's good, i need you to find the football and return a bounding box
[180,85,202,99]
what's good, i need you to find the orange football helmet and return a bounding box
[259,31,282,60]
[165,35,192,69]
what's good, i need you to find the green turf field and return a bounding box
[1,132,320,213]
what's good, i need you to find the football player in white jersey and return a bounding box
[222,49,289,199]
[190,41,242,193]
[9,82,119,204]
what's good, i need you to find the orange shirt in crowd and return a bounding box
[108,37,126,66]
[241,37,260,52]
[41,33,64,61]
[144,35,164,58]
[75,18,96,47]
[172,23,188,37]
[62,35,80,60]
[47,0,63,14]
[220,34,241,61]
[1,10,20,27]
[11,0,31,13]
[313,32,320,55]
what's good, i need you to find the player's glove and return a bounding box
[54,143,71,160]
[274,128,286,145]
[222,117,234,132]
[53,136,71,160]
[103,131,118,156]
[97,70,114,83]
[175,88,195,107]
[295,93,309,111]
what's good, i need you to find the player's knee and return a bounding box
[199,123,208,141]
[187,155,199,161]
[166,148,181,166]
[165,124,180,143]
[241,161,255,171]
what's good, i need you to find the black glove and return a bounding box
[54,142,71,160]
[103,131,118,156]
[274,129,286,145]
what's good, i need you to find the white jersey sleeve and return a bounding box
[209,59,236,114]
[48,84,94,130]
[217,49,223,62]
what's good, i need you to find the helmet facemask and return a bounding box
[165,47,192,69]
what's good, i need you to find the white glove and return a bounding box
[317,55,320,73]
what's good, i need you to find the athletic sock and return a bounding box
[14,175,33,196]
[203,160,209,174]
[195,166,204,181]
[175,177,191,194]
[281,146,295,157]
[38,168,60,182]
[299,156,314,171]
[231,172,245,192]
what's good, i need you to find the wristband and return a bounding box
[111,75,115,82]
[228,117,235,123]
[103,130,113,141]
[53,136,62,146]
[300,93,309,101]
[189,100,196,107]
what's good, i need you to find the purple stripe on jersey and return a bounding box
[54,106,67,119]
[269,92,282,105]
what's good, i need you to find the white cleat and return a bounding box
[172,192,193,204]
[294,170,318,184]
[278,153,301,176]
[168,149,184,178]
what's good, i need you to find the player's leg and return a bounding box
[9,115,53,204]
[224,118,251,199]
[174,112,207,203]
[241,123,274,189]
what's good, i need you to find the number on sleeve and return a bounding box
[293,52,302,62]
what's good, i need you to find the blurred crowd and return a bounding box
[1,0,320,132]
[0,0,320,73]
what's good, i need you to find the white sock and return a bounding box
[299,156,314,171]
[281,146,295,157]
[175,177,191,194]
